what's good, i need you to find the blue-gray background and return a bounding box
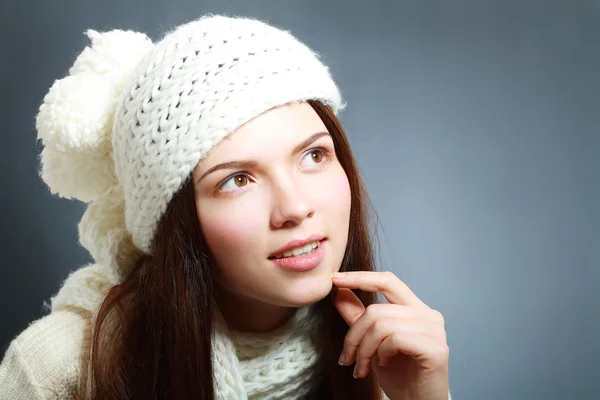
[1,1,598,399]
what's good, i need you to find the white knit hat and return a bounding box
[36,14,345,263]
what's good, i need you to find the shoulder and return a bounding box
[0,307,92,399]
[50,261,120,314]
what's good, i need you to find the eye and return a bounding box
[218,174,250,192]
[300,147,331,169]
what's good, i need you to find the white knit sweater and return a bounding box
[0,308,90,399]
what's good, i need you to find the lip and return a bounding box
[268,234,326,258]
[269,239,326,272]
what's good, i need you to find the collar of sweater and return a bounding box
[212,304,322,399]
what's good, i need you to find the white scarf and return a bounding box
[51,262,323,399]
[212,305,322,399]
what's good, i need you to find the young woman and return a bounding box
[0,15,451,399]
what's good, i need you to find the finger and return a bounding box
[340,304,418,365]
[377,331,450,370]
[339,304,422,366]
[333,271,429,310]
[352,318,395,379]
[332,287,366,327]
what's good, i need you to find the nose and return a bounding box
[270,175,315,229]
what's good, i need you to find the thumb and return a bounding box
[332,287,366,326]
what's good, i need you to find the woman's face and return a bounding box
[192,101,351,308]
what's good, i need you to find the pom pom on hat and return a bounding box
[35,29,154,202]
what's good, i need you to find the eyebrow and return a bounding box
[197,131,331,183]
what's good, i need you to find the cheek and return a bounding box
[320,167,352,219]
[318,167,352,268]
[197,200,264,277]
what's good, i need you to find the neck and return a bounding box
[215,285,297,333]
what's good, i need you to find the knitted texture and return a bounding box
[0,308,92,399]
[214,304,321,399]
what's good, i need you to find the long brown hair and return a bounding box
[76,100,384,399]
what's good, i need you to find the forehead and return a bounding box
[201,102,328,161]
[229,101,325,143]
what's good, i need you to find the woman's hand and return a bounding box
[332,271,450,400]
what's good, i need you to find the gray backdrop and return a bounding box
[1,1,598,399]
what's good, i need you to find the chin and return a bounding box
[275,276,333,307]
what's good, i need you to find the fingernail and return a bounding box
[338,352,346,365]
[352,365,359,378]
[333,272,346,279]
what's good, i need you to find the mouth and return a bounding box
[268,239,327,272]
[268,239,325,259]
